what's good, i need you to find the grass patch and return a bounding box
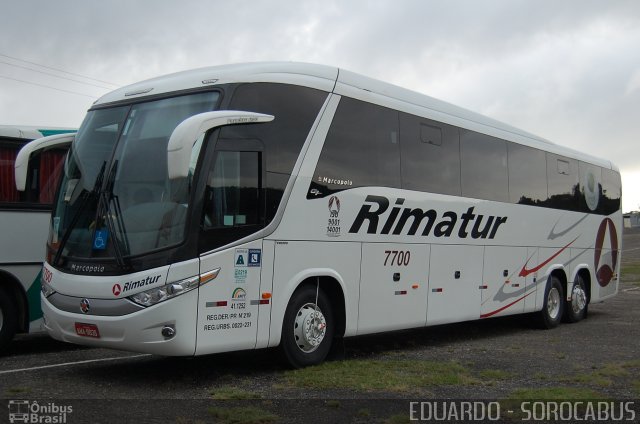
[282,359,478,393]
[478,369,514,380]
[383,414,412,424]
[633,381,640,397]
[208,406,277,424]
[564,361,637,387]
[621,359,640,369]
[621,264,640,284]
[4,387,30,396]
[210,386,262,400]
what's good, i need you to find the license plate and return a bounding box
[75,322,100,338]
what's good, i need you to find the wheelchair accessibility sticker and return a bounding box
[93,228,109,250]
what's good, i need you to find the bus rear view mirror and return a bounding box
[167,111,274,180]
[14,133,75,191]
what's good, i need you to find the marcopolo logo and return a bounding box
[8,400,73,423]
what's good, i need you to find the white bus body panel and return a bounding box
[427,245,483,325]
[1,211,49,263]
[481,246,528,318]
[358,243,429,333]
[267,241,361,347]
[196,240,265,355]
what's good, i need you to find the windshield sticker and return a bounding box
[52,217,60,244]
[92,228,108,250]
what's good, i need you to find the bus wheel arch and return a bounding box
[0,271,29,332]
[279,276,346,368]
[0,274,26,353]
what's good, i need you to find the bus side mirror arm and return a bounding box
[14,133,75,191]
[167,110,274,180]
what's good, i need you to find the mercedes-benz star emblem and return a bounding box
[80,298,91,314]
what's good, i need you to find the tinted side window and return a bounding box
[601,168,621,214]
[311,97,401,196]
[547,153,579,211]
[508,143,547,205]
[203,151,261,229]
[0,142,20,203]
[0,140,67,207]
[223,83,327,175]
[460,130,508,202]
[578,161,603,213]
[399,113,461,196]
[222,83,327,220]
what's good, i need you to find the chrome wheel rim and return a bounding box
[547,287,561,320]
[571,284,587,314]
[293,303,327,353]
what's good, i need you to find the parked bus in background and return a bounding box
[0,126,75,353]
[34,63,621,367]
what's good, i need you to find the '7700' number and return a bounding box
[384,250,411,266]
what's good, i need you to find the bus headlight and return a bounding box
[129,268,220,307]
[41,282,56,298]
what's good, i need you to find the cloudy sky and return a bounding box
[2,0,639,212]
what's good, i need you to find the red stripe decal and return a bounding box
[480,292,534,318]
[518,237,578,277]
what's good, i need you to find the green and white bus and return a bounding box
[0,126,74,353]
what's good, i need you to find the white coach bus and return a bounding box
[0,126,74,352]
[33,63,621,367]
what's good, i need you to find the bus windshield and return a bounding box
[50,92,219,264]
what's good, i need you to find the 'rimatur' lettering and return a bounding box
[348,195,508,239]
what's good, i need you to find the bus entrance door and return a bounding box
[195,241,263,354]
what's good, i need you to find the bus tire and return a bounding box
[0,285,18,354]
[280,284,334,368]
[564,275,588,323]
[537,275,564,329]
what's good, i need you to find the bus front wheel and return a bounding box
[280,284,334,368]
[537,276,564,329]
[0,285,18,354]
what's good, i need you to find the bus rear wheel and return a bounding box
[281,284,334,368]
[537,276,564,329]
[564,275,588,323]
[0,286,18,354]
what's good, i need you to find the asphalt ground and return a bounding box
[1,229,639,423]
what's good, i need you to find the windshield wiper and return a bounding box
[100,160,131,270]
[53,161,107,266]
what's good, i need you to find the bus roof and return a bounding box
[0,125,76,140]
[95,62,615,170]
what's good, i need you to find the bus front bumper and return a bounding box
[41,290,198,356]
